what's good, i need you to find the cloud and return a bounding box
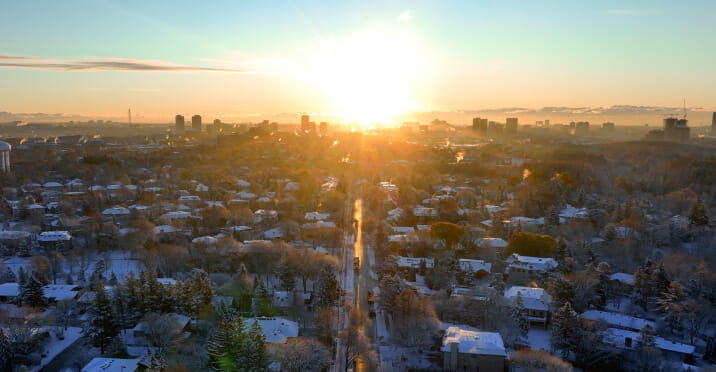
[0,55,241,72]
[397,10,413,22]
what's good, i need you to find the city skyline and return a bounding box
[1,0,715,124]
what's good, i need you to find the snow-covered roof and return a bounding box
[231,225,253,232]
[395,256,434,269]
[504,286,552,311]
[89,185,106,191]
[506,254,557,272]
[195,183,209,192]
[610,272,635,285]
[305,212,331,221]
[413,206,437,217]
[459,259,492,273]
[264,227,284,239]
[0,283,20,297]
[237,191,256,199]
[192,236,218,245]
[161,211,192,219]
[247,317,299,343]
[178,195,201,201]
[155,225,180,234]
[81,358,140,372]
[157,278,178,286]
[236,179,251,187]
[475,237,507,249]
[392,226,415,234]
[559,204,589,219]
[302,221,337,229]
[37,231,72,242]
[441,326,506,357]
[0,141,10,151]
[0,230,30,240]
[485,205,506,214]
[102,206,130,215]
[43,284,79,301]
[43,182,64,188]
[603,328,695,355]
[28,203,45,210]
[581,310,655,331]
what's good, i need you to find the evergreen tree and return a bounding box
[633,260,654,311]
[1,267,16,283]
[252,280,272,316]
[65,273,74,285]
[315,265,339,307]
[0,328,11,371]
[511,292,529,341]
[689,198,709,227]
[17,266,27,286]
[181,269,215,316]
[85,284,120,354]
[106,336,129,358]
[109,272,118,286]
[244,319,267,371]
[548,276,575,310]
[23,275,46,307]
[658,281,686,333]
[551,302,581,359]
[275,259,296,292]
[147,351,168,372]
[594,262,611,309]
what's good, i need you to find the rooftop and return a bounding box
[441,326,506,357]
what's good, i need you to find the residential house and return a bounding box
[442,325,506,372]
[504,286,552,328]
[505,254,557,284]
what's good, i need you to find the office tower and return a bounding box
[319,121,328,135]
[664,117,689,141]
[175,115,185,132]
[472,117,488,134]
[192,115,202,132]
[0,141,10,173]
[505,117,518,134]
[712,112,716,134]
[301,115,310,133]
[213,119,222,132]
[574,121,590,135]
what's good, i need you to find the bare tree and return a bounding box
[268,337,331,372]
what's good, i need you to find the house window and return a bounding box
[625,337,632,348]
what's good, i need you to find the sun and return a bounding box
[306,29,421,126]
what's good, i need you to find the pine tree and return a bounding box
[548,277,575,310]
[181,269,215,316]
[17,266,27,286]
[658,281,685,333]
[85,284,120,354]
[689,198,709,227]
[275,259,296,292]
[208,313,245,371]
[147,351,168,372]
[315,265,339,308]
[1,267,16,283]
[109,272,118,286]
[551,302,581,358]
[244,319,267,372]
[23,275,46,307]
[511,292,529,340]
[252,280,272,316]
[0,328,11,371]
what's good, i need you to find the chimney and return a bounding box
[450,342,459,370]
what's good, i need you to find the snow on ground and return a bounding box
[32,326,83,372]
[379,346,434,372]
[527,328,551,351]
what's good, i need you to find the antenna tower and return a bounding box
[128,109,132,125]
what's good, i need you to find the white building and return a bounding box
[442,326,506,372]
[0,141,10,173]
[504,286,552,327]
[505,254,558,283]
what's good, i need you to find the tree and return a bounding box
[551,302,580,358]
[22,275,45,308]
[268,337,331,372]
[430,222,464,248]
[1,267,16,283]
[141,313,183,351]
[510,348,573,372]
[658,281,686,333]
[390,289,440,348]
[511,292,529,341]
[689,197,709,227]
[316,265,339,308]
[207,312,266,372]
[506,232,557,257]
[85,284,119,354]
[635,324,661,372]
[0,329,10,372]
[180,269,215,316]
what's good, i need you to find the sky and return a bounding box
[1,0,715,124]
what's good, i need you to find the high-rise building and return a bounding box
[711,112,716,134]
[192,115,202,132]
[175,115,185,132]
[319,121,329,135]
[0,141,11,173]
[301,115,310,133]
[505,117,518,134]
[574,121,590,135]
[663,117,689,141]
[472,117,488,134]
[602,122,615,132]
[213,119,223,132]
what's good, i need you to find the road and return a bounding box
[352,199,378,372]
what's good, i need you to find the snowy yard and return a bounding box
[526,328,551,351]
[32,326,83,372]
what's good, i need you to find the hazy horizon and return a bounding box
[2,0,715,126]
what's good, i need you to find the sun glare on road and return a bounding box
[307,30,422,126]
